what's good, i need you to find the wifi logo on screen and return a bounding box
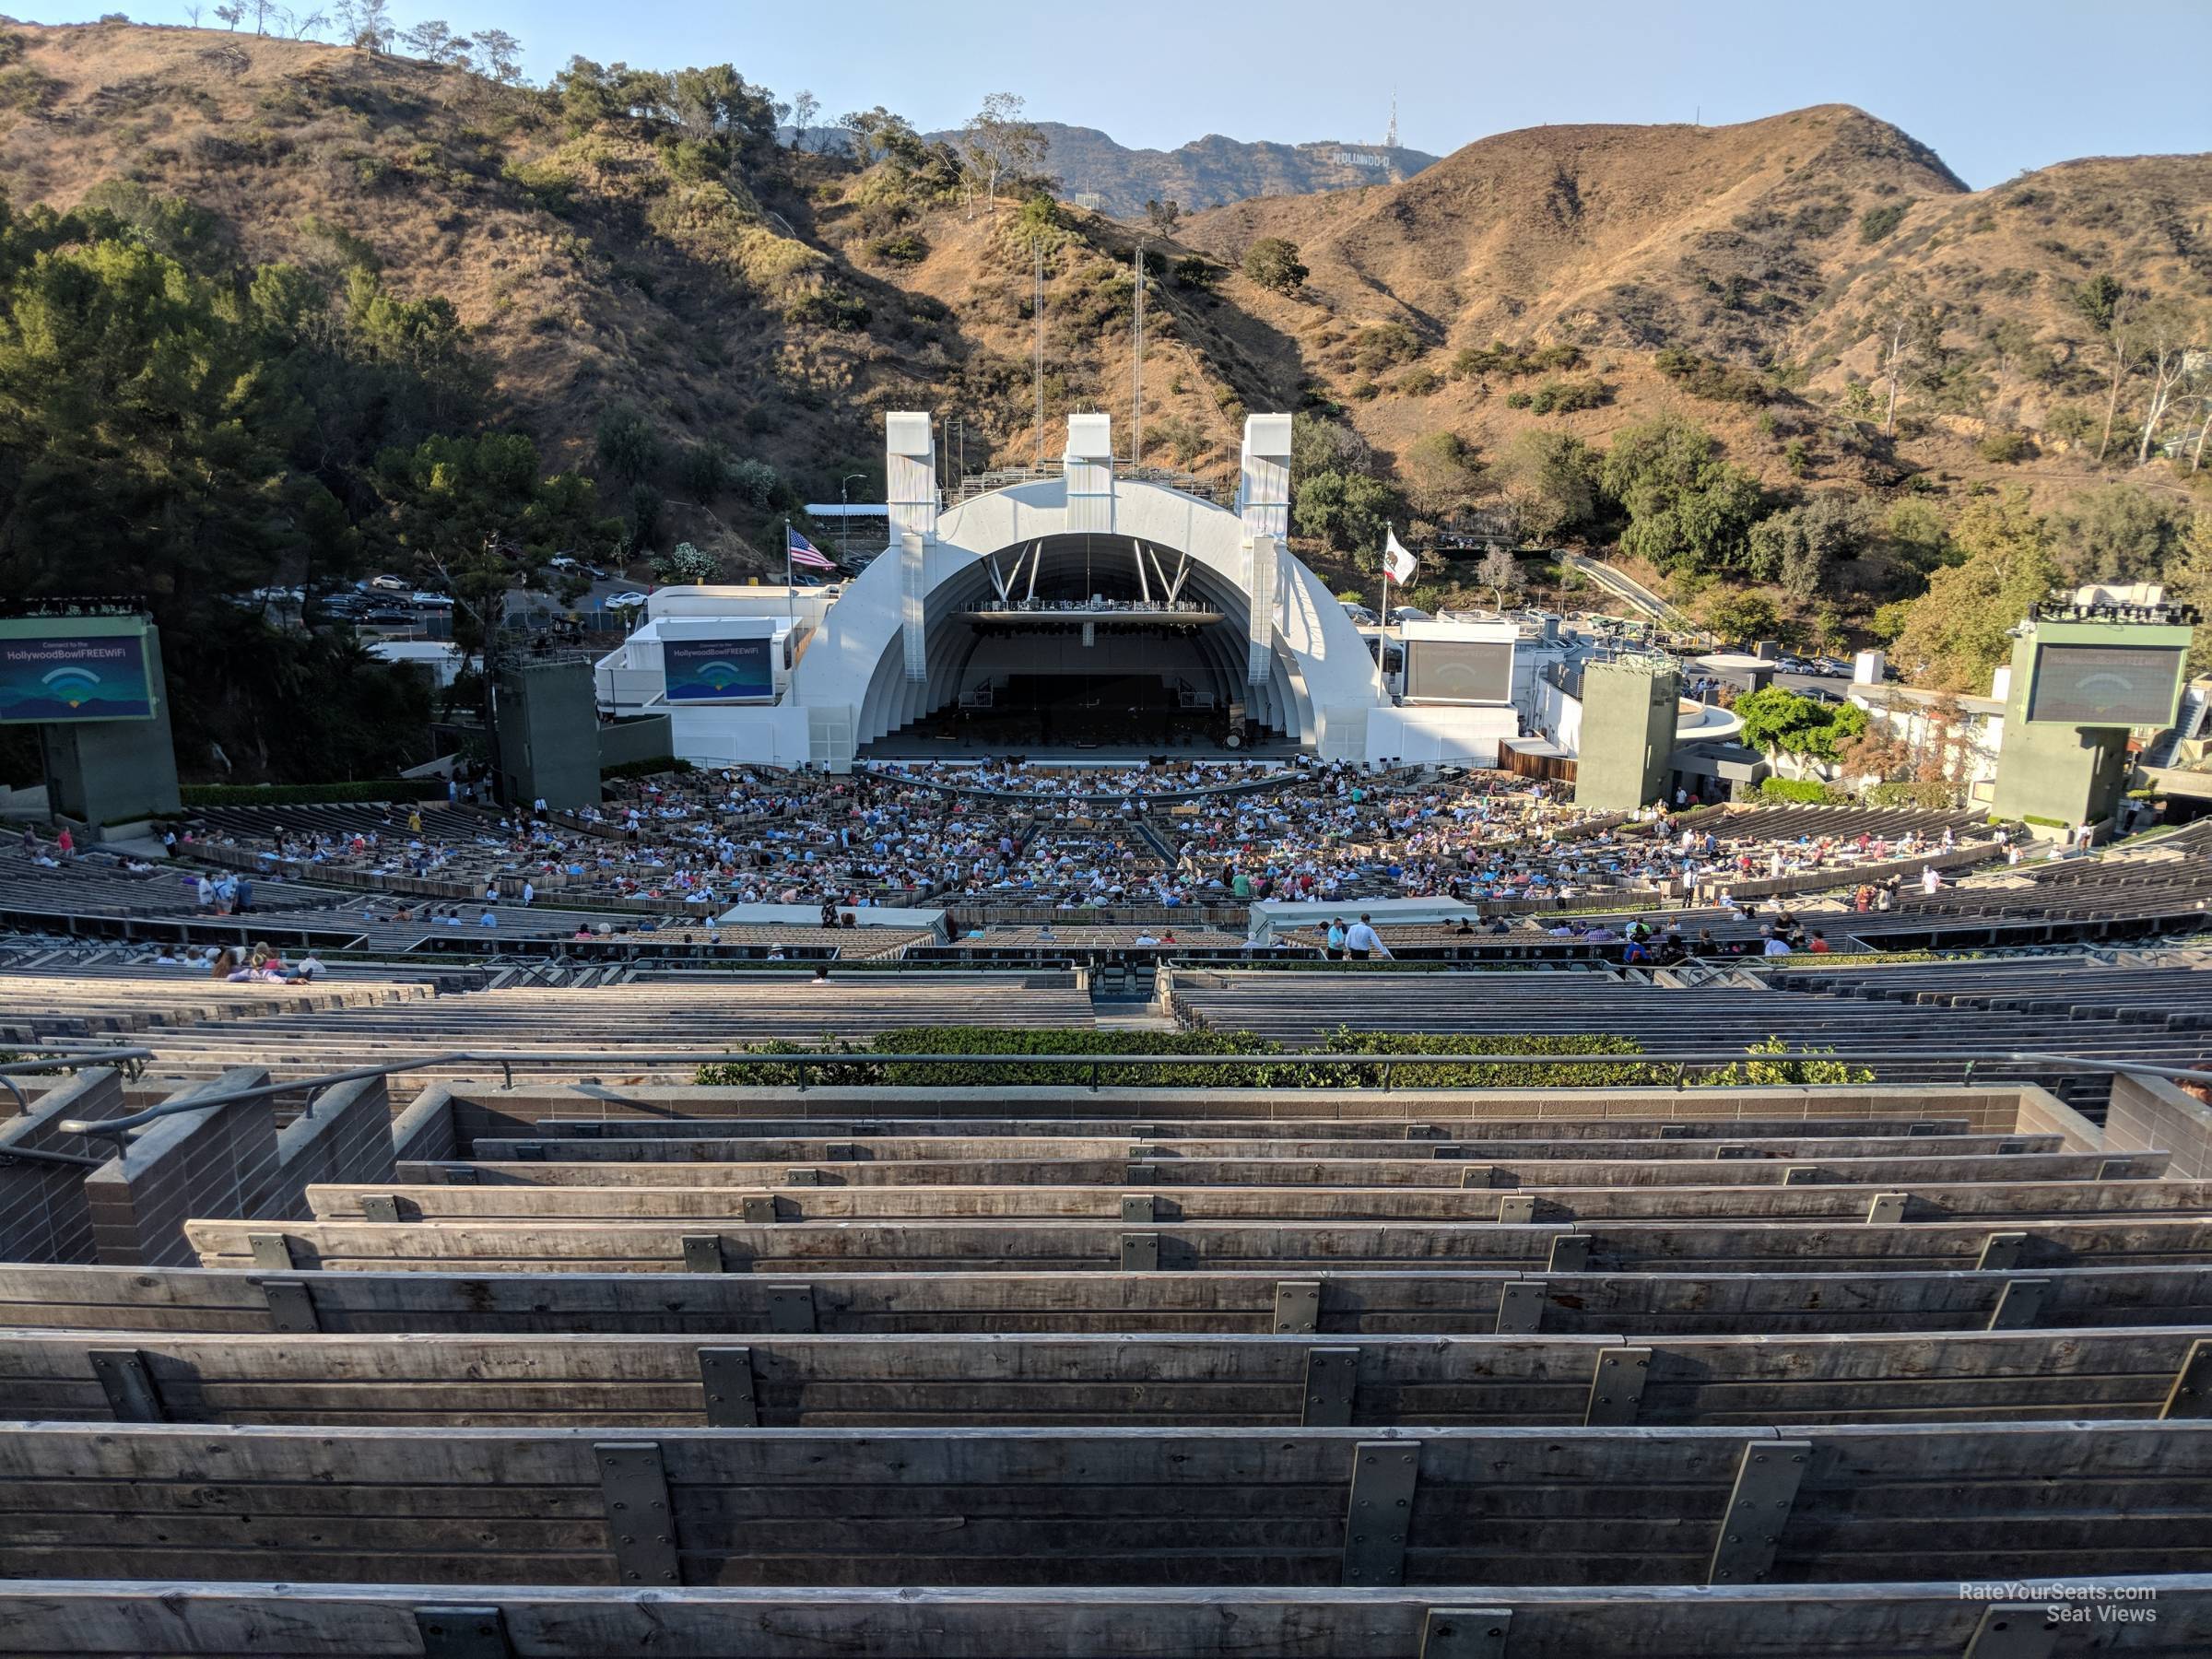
[42,665,102,708]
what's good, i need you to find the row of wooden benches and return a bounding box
[9,1325,2207,1429]
[0,1420,2203,1589]
[194,1214,2212,1275]
[5,1578,2200,1659]
[7,1262,2211,1335]
[299,1177,2202,1226]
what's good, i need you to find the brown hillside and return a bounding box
[1186,107,1967,356]
[0,20,958,570]
[1182,108,2210,502]
[0,18,2204,573]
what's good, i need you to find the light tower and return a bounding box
[1384,92,1398,151]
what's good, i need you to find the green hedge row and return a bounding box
[179,779,449,806]
[1759,777,1847,805]
[693,1026,1871,1089]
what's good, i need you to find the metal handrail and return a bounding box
[52,1045,2212,1144]
[0,1044,156,1134]
[0,1045,158,1074]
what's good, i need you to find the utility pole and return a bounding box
[1032,241,1045,469]
[1130,236,1145,469]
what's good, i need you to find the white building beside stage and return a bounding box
[594,411,1522,771]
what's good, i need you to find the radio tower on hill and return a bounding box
[1384,91,1398,150]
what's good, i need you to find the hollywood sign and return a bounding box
[1329,150,1390,169]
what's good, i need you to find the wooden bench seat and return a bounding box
[190,1215,2212,1276]
[10,1326,2207,1430]
[11,1263,2212,1338]
[406,1150,2162,1190]
[2,1420,2206,1588]
[2,1575,2205,1658]
[466,1132,2075,1163]
[303,1176,2212,1227]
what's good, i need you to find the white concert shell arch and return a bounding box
[791,472,1382,759]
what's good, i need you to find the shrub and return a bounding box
[1528,376,1608,415]
[689,1026,1890,1089]
[1857,201,1912,243]
[1398,366,1442,396]
[1759,777,1847,805]
[1653,346,1773,404]
[865,231,929,265]
[1504,389,1533,409]
[1688,1037,1876,1087]
[1978,429,2035,464]
[1242,237,1308,293]
[1172,254,1218,288]
[783,288,870,331]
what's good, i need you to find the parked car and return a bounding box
[1389,606,1433,625]
[607,591,650,609]
[367,574,408,592]
[410,592,455,609]
[361,609,417,627]
[1813,656,1852,677]
[1341,603,1379,625]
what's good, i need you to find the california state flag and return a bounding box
[1382,528,1417,584]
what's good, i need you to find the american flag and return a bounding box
[787,527,837,571]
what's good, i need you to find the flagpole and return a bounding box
[1377,526,1392,704]
[783,516,794,623]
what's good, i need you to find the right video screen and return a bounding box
[2026,642,2184,726]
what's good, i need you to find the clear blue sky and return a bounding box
[29,1,2212,187]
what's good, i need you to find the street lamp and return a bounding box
[839,473,865,560]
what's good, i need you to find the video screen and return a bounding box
[1405,639,1513,703]
[0,629,155,724]
[664,636,774,702]
[2026,643,2184,726]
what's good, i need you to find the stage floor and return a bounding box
[860,735,1310,763]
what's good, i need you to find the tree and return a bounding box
[1888,487,2061,691]
[398,19,469,67]
[2164,512,2212,677]
[1398,429,1487,521]
[2073,274,2138,464]
[841,106,914,166]
[1599,415,1769,577]
[958,92,1046,218]
[789,89,818,150]
[470,29,524,85]
[1477,546,1524,609]
[1866,279,1948,437]
[1144,197,1182,240]
[2048,481,2192,582]
[1243,237,1307,294]
[667,65,779,155]
[213,2,244,28]
[595,406,664,485]
[335,0,391,50]
[1500,429,1601,543]
[1293,469,1397,558]
[1735,686,1867,763]
[2135,300,2203,465]
[1746,491,1872,603]
[1291,412,1371,478]
[371,432,618,743]
[1701,592,1781,648]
